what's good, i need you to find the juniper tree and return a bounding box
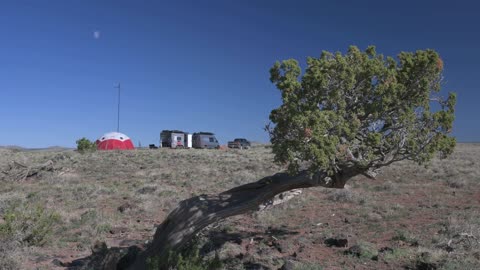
[123,46,456,269]
[268,45,455,183]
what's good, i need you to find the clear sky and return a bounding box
[1,0,479,148]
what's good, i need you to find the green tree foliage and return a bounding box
[76,137,97,153]
[268,46,456,176]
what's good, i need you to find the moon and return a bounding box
[93,30,101,39]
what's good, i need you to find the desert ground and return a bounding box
[0,144,479,270]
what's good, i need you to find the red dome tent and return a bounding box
[96,132,134,150]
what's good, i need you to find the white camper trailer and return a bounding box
[160,130,192,149]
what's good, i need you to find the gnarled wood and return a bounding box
[124,169,357,270]
[1,160,54,181]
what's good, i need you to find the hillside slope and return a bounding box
[0,144,479,269]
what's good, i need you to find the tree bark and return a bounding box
[124,169,356,270]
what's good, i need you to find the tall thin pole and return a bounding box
[115,83,121,132]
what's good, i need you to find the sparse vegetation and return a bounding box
[392,229,418,246]
[293,262,324,270]
[146,237,222,270]
[327,189,364,204]
[0,202,61,246]
[0,144,478,269]
[0,240,21,270]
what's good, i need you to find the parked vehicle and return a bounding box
[160,130,192,148]
[192,132,219,149]
[149,144,158,149]
[228,138,251,149]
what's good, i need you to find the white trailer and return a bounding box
[160,130,192,149]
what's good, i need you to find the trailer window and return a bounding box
[209,137,214,142]
[177,137,182,141]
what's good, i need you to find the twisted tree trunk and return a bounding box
[124,169,357,270]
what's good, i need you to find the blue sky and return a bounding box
[0,0,479,148]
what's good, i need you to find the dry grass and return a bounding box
[0,144,479,269]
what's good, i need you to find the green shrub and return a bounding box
[96,223,112,235]
[0,203,61,246]
[146,238,222,270]
[76,137,96,153]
